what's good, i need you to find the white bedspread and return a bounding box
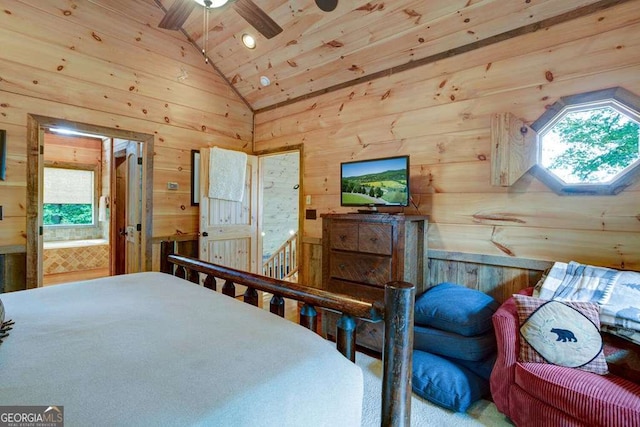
[0,272,363,426]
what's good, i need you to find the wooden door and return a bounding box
[199,148,258,296]
[125,142,142,274]
[113,152,127,275]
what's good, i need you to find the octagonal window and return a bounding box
[531,87,640,195]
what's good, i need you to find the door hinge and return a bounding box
[39,226,43,236]
[136,224,142,232]
[40,145,44,155]
[137,157,143,165]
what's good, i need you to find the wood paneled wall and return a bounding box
[0,0,253,257]
[255,1,640,278]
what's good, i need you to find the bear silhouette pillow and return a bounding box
[513,294,608,375]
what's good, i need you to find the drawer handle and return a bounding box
[339,234,347,242]
[339,264,346,269]
[370,237,378,243]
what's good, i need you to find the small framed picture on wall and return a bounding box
[191,150,200,206]
[0,129,6,181]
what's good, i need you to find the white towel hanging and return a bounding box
[208,147,247,202]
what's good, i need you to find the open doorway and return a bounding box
[258,150,301,282]
[26,115,154,289]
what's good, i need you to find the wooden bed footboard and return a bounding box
[165,254,415,427]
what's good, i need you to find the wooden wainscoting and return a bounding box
[428,250,552,303]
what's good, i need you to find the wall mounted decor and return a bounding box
[191,150,200,206]
[0,129,6,181]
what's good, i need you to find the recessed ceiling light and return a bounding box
[242,33,256,49]
[260,76,271,87]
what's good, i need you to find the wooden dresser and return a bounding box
[321,213,428,352]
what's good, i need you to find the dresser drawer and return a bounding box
[329,252,391,287]
[329,222,358,251]
[358,223,392,255]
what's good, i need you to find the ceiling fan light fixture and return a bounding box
[193,0,229,7]
[260,76,271,87]
[242,33,256,49]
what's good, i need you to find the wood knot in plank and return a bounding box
[403,9,421,23]
[545,71,554,82]
[381,89,391,100]
[325,40,343,48]
[287,60,298,67]
[491,239,515,257]
[92,32,102,42]
[357,3,385,12]
[286,40,297,46]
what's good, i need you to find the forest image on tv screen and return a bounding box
[341,157,408,206]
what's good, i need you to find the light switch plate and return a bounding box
[167,182,179,190]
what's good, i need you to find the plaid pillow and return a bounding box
[513,294,608,375]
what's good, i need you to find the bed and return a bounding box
[0,255,414,426]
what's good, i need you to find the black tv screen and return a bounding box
[340,155,410,207]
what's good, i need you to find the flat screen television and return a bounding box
[340,155,410,210]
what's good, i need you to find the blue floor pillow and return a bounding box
[412,350,490,412]
[415,282,500,336]
[414,324,496,361]
[445,352,497,380]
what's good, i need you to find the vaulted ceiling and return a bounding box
[152,0,622,112]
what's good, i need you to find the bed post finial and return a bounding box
[381,281,415,427]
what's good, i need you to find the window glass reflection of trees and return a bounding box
[540,106,640,184]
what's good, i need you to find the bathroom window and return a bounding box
[43,166,96,226]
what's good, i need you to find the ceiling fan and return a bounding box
[315,0,338,12]
[158,0,283,39]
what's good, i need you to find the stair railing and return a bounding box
[262,232,297,280]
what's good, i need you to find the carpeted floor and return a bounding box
[356,352,513,426]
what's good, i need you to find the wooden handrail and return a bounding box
[164,253,414,427]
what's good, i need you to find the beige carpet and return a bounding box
[357,352,513,426]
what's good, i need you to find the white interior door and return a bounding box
[125,141,142,274]
[199,148,258,296]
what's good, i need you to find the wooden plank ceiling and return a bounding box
[153,0,619,111]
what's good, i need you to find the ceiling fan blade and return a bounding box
[233,0,283,39]
[315,0,338,12]
[158,0,197,30]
